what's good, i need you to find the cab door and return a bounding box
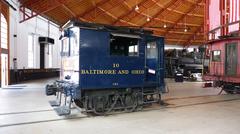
[145,37,164,87]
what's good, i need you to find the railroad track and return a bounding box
[0,94,239,128]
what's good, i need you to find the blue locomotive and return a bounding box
[46,20,165,115]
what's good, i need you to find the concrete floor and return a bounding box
[0,79,240,134]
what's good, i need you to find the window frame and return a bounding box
[212,50,221,62]
[69,27,80,56]
[109,33,140,57]
[1,13,8,49]
[61,37,70,57]
[27,34,35,68]
[48,45,53,68]
[146,41,158,59]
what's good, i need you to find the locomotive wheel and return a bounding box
[93,96,107,115]
[124,93,138,112]
[224,89,234,94]
[222,85,234,94]
[74,99,84,108]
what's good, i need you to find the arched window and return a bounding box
[1,13,8,49]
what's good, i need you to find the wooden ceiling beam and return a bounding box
[183,22,204,46]
[111,0,149,25]
[75,0,110,20]
[20,0,39,7]
[128,12,202,27]
[153,30,203,35]
[61,4,76,18]
[19,0,62,23]
[184,0,205,6]
[97,7,118,20]
[141,0,180,27]
[165,41,202,45]
[166,38,203,42]
[119,0,158,26]
[97,6,139,26]
[122,1,131,10]
[91,0,126,21]
[163,0,203,36]
[151,0,203,18]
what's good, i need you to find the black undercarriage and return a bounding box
[213,81,240,94]
[46,84,162,116]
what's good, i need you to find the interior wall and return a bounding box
[9,5,61,69]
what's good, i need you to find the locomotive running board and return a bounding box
[49,100,60,107]
[54,106,71,116]
[49,91,62,107]
[52,94,72,116]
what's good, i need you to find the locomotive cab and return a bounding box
[46,20,165,115]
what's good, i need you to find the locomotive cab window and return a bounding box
[147,42,158,59]
[61,28,79,57]
[212,50,221,62]
[69,27,79,56]
[61,36,70,56]
[110,33,139,56]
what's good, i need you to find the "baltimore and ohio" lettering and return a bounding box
[80,69,144,75]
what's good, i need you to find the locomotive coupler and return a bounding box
[47,81,77,116]
[46,81,63,107]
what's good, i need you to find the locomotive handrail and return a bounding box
[208,20,240,34]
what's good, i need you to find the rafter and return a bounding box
[141,0,180,27]
[19,0,62,23]
[153,30,203,35]
[122,1,131,10]
[163,0,203,36]
[19,0,73,23]
[184,0,205,6]
[19,0,39,7]
[150,0,203,18]
[156,20,202,27]
[183,22,204,46]
[119,0,159,26]
[97,7,118,20]
[75,0,110,20]
[61,4,76,18]
[166,38,203,42]
[111,0,149,25]
[91,0,127,21]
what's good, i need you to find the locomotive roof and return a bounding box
[62,20,154,35]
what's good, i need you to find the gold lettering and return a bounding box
[97,70,104,74]
[113,63,120,68]
[85,70,89,74]
[81,70,86,74]
[81,69,144,75]
[118,70,129,74]
[131,70,144,74]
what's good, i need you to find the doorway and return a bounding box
[145,37,164,84]
[225,43,238,76]
[1,54,8,87]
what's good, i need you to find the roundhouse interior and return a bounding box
[0,0,240,134]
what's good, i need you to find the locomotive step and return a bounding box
[49,100,60,107]
[143,92,160,95]
[54,106,71,116]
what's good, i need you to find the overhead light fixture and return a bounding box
[147,17,150,22]
[146,8,151,22]
[163,16,167,28]
[184,17,187,32]
[135,5,139,11]
[163,24,167,28]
